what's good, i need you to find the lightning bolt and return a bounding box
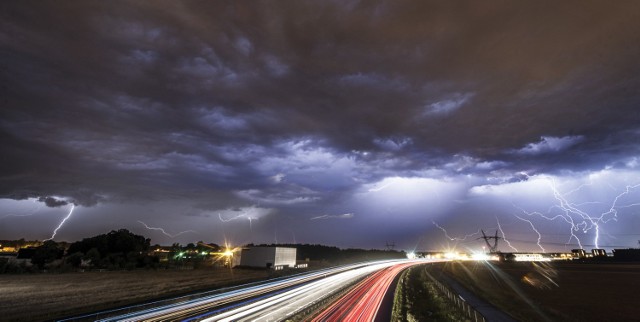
[548,178,598,247]
[432,221,480,241]
[44,204,75,241]
[496,217,519,252]
[513,177,640,250]
[1,199,42,219]
[218,212,258,230]
[367,182,394,192]
[137,221,196,238]
[513,202,583,249]
[514,214,545,252]
[310,213,354,220]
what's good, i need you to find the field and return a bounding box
[0,268,270,321]
[439,261,640,321]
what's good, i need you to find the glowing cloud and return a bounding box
[515,135,584,155]
[425,93,473,116]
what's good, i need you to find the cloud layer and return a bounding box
[1,2,640,250]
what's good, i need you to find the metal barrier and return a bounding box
[424,270,487,322]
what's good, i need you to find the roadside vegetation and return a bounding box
[1,229,166,273]
[392,264,468,322]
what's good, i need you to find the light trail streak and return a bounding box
[91,261,408,322]
[201,260,429,322]
[312,262,422,321]
[137,221,196,238]
[44,204,75,241]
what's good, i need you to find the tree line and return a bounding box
[1,231,406,273]
[0,229,220,273]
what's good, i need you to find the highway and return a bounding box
[95,260,414,321]
[311,261,423,321]
[199,260,415,321]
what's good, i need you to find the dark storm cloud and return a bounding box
[1,1,640,245]
[37,196,68,207]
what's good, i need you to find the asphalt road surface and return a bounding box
[93,260,431,321]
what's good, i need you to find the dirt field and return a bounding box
[0,268,270,321]
[439,261,640,322]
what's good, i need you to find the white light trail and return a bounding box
[137,221,196,238]
[44,204,75,241]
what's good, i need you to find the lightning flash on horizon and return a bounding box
[137,220,196,238]
[432,220,481,242]
[513,177,640,250]
[1,201,41,220]
[219,212,258,230]
[310,213,355,220]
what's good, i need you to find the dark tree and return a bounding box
[31,240,63,269]
[65,251,84,267]
[67,229,151,269]
[84,247,101,266]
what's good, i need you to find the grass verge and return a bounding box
[391,264,468,322]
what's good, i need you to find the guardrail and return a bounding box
[424,270,487,322]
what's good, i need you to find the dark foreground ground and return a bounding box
[439,261,640,322]
[0,268,271,321]
[3,261,637,321]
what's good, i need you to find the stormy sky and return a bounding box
[2,1,640,252]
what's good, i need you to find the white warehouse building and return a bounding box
[236,247,296,269]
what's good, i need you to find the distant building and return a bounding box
[513,253,550,262]
[612,248,640,262]
[591,249,607,257]
[571,249,587,259]
[237,247,296,270]
[150,246,173,262]
[549,253,573,260]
